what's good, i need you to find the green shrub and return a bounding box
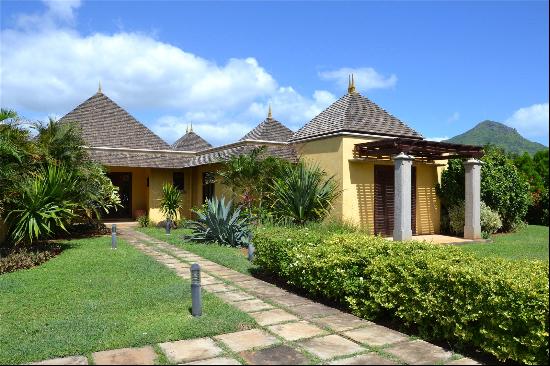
[270,162,340,224]
[159,183,183,222]
[0,244,62,274]
[185,196,252,247]
[448,201,502,235]
[253,227,549,364]
[437,146,531,232]
[137,215,150,228]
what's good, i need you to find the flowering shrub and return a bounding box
[448,201,502,236]
[253,226,549,364]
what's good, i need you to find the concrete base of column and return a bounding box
[464,225,482,240]
[393,229,413,241]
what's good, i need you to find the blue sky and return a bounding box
[1,0,548,146]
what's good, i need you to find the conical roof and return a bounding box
[240,117,293,142]
[290,91,423,142]
[171,131,213,152]
[59,91,169,150]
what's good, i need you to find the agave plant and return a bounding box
[270,162,340,225]
[185,196,252,247]
[159,182,183,222]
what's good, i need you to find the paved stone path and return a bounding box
[30,227,482,365]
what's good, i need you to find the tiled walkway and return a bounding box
[31,227,482,365]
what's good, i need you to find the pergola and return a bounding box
[354,138,485,241]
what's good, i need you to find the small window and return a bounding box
[202,172,215,202]
[173,172,185,191]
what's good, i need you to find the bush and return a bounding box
[137,215,150,228]
[448,201,502,236]
[253,227,549,364]
[270,162,340,224]
[185,196,252,247]
[159,183,183,222]
[438,146,531,232]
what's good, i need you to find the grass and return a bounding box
[138,227,255,275]
[460,225,549,261]
[0,236,255,364]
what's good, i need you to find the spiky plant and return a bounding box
[159,183,183,222]
[270,162,340,225]
[185,196,252,247]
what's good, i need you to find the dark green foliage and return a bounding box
[0,244,62,274]
[137,215,150,228]
[270,162,340,224]
[513,150,549,225]
[437,146,531,232]
[253,226,549,364]
[185,196,252,247]
[446,120,547,155]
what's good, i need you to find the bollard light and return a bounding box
[111,224,117,250]
[247,243,255,262]
[190,263,202,317]
[165,219,171,235]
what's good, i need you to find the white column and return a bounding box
[463,158,483,239]
[393,152,414,241]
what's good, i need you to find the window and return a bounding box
[202,172,215,202]
[173,172,185,191]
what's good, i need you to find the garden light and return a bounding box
[111,224,117,249]
[190,263,202,317]
[248,243,255,261]
[165,219,171,235]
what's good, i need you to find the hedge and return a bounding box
[253,226,549,364]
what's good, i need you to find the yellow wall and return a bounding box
[188,163,233,214]
[295,135,441,234]
[295,136,344,220]
[147,168,190,223]
[107,166,149,218]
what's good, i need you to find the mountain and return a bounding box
[445,120,548,155]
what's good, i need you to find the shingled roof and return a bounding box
[172,131,213,151]
[187,142,298,167]
[240,115,294,142]
[59,91,170,150]
[290,91,423,142]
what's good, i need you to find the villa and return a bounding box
[59,77,484,241]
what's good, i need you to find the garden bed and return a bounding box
[0,243,64,275]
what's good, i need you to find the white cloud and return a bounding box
[447,112,460,123]
[505,102,549,141]
[319,67,397,91]
[426,136,449,142]
[0,0,338,146]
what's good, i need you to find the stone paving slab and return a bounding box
[202,283,237,293]
[233,298,274,312]
[29,356,89,365]
[385,339,453,365]
[214,329,279,352]
[158,338,222,364]
[215,290,256,303]
[92,346,157,365]
[264,293,312,307]
[328,353,398,365]
[267,320,326,341]
[183,357,241,365]
[343,324,409,346]
[249,308,299,326]
[446,357,482,365]
[240,345,311,365]
[291,302,342,319]
[314,312,372,332]
[297,334,365,360]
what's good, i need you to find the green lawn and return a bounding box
[137,227,255,275]
[0,236,255,365]
[460,225,549,261]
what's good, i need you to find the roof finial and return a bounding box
[268,104,272,119]
[186,124,189,134]
[348,74,356,94]
[98,80,102,93]
[190,121,193,132]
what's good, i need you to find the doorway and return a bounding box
[105,172,132,218]
[374,165,416,236]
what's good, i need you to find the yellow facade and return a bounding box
[296,135,442,234]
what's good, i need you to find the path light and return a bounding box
[165,219,171,235]
[248,243,255,261]
[111,224,117,250]
[190,263,202,317]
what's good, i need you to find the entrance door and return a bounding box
[106,172,132,218]
[374,165,416,236]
